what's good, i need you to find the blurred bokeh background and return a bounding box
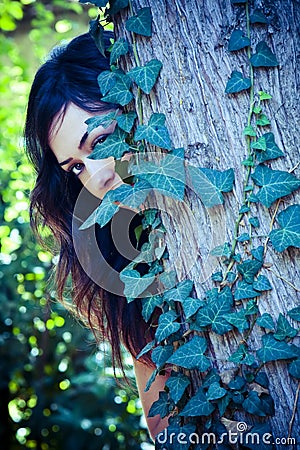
[0,1,153,448]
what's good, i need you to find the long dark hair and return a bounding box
[24,32,153,371]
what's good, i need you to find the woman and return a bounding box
[24,32,169,440]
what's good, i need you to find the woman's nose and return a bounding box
[83,157,116,189]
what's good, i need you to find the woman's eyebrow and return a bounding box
[79,131,89,149]
[59,157,73,167]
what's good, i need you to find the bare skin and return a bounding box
[49,102,169,440]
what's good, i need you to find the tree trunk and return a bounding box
[114,0,300,446]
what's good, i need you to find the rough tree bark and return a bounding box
[114,0,300,445]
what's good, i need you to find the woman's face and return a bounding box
[49,103,128,199]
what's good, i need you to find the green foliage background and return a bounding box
[0,1,151,449]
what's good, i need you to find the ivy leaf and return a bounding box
[89,17,105,56]
[210,242,231,258]
[116,111,137,133]
[108,0,129,15]
[179,387,215,417]
[97,70,118,96]
[249,217,260,228]
[129,59,163,94]
[142,294,163,322]
[151,345,173,369]
[110,38,129,65]
[229,344,255,365]
[269,205,300,252]
[273,313,297,341]
[225,71,251,94]
[257,334,298,363]
[101,72,133,106]
[255,133,284,163]
[223,309,249,332]
[136,340,155,360]
[80,0,108,6]
[119,269,155,301]
[252,165,300,208]
[251,135,267,151]
[242,391,273,416]
[125,7,152,37]
[181,296,205,318]
[188,166,234,207]
[228,29,250,51]
[167,336,211,371]
[259,91,272,101]
[79,193,119,229]
[155,310,180,343]
[131,153,185,200]
[253,275,272,292]
[256,113,270,127]
[148,391,170,418]
[288,306,300,322]
[89,126,129,160]
[134,113,172,150]
[288,359,300,379]
[163,279,194,304]
[158,270,177,290]
[85,112,117,134]
[250,9,269,24]
[256,313,275,331]
[237,259,262,283]
[195,287,233,334]
[251,245,264,262]
[250,41,279,67]
[243,125,257,137]
[234,280,260,300]
[165,372,190,404]
[206,382,227,400]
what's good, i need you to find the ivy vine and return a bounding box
[79,0,300,447]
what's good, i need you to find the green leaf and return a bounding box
[148,391,170,418]
[223,309,249,332]
[269,204,300,251]
[110,38,129,65]
[151,345,173,369]
[242,391,273,416]
[158,270,177,290]
[243,125,257,137]
[116,111,137,133]
[188,166,234,207]
[288,359,300,379]
[165,372,190,404]
[225,71,251,94]
[250,41,279,67]
[89,18,105,56]
[228,29,251,51]
[257,334,298,363]
[212,271,223,282]
[251,135,267,151]
[237,259,262,283]
[119,269,155,301]
[167,336,211,371]
[80,0,108,6]
[155,310,180,343]
[258,91,272,101]
[134,113,172,150]
[142,295,163,322]
[253,275,272,292]
[89,126,129,160]
[125,7,152,37]
[79,193,119,229]
[181,296,205,318]
[129,59,162,94]
[256,313,275,331]
[234,280,260,300]
[206,382,227,400]
[210,242,231,258]
[237,232,250,242]
[251,245,264,261]
[288,306,300,322]
[252,165,300,208]
[229,344,255,365]
[245,299,259,315]
[108,0,129,15]
[85,111,117,133]
[131,152,185,200]
[179,387,215,417]
[195,287,233,334]
[101,72,133,106]
[97,70,117,96]
[250,9,269,24]
[249,217,260,228]
[274,313,297,341]
[256,113,270,127]
[255,133,284,162]
[136,340,155,360]
[163,279,193,304]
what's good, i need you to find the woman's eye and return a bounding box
[92,134,109,149]
[70,162,84,176]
